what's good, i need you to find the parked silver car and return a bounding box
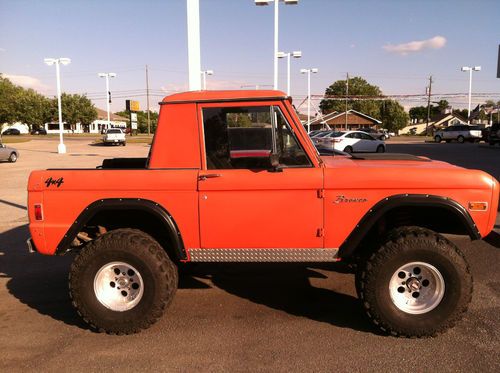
[434,124,482,143]
[0,142,19,162]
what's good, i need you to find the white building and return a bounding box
[1,122,30,134]
[44,108,128,134]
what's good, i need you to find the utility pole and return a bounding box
[426,75,433,136]
[345,72,349,131]
[146,65,151,135]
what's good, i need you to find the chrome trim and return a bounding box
[189,248,339,262]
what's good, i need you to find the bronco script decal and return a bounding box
[334,195,367,204]
[44,177,64,188]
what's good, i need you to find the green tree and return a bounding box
[453,109,469,120]
[56,93,97,126]
[17,88,53,129]
[437,100,449,112]
[319,76,382,119]
[409,106,428,121]
[320,77,408,130]
[0,75,20,124]
[380,100,409,132]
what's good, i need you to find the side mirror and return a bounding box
[269,153,283,172]
[270,153,279,168]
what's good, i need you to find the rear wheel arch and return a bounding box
[56,198,187,262]
[339,194,480,260]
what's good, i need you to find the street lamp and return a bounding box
[277,50,301,96]
[461,66,481,123]
[201,70,214,90]
[44,57,71,154]
[98,73,117,131]
[255,0,299,90]
[300,68,318,133]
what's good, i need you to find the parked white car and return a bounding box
[434,124,482,143]
[102,128,126,146]
[313,130,385,153]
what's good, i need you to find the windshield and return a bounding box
[107,129,122,134]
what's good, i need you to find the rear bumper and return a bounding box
[27,237,38,253]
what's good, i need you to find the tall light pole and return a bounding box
[98,73,117,130]
[201,70,214,90]
[255,0,299,90]
[461,66,481,123]
[187,0,201,90]
[44,57,71,154]
[300,68,318,133]
[277,50,301,96]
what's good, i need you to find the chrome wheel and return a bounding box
[389,261,445,314]
[93,261,144,312]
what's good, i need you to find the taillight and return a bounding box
[34,204,43,221]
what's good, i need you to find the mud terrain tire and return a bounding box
[356,226,472,337]
[69,228,178,334]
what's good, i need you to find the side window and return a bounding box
[274,107,311,167]
[202,106,311,170]
[360,133,373,140]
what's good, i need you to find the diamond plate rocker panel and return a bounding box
[188,248,339,262]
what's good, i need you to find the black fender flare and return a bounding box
[338,194,480,258]
[56,198,187,260]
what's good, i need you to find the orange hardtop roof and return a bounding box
[161,90,288,104]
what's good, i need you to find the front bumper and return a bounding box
[27,238,38,253]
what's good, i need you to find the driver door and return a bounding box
[197,102,324,250]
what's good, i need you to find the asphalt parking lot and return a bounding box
[0,138,499,372]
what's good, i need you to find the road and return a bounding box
[0,139,499,372]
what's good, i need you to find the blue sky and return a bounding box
[1,0,499,113]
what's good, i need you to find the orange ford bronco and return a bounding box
[27,90,499,336]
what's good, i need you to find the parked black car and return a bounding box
[31,128,47,135]
[488,123,500,145]
[1,128,21,135]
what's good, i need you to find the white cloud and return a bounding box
[3,74,50,91]
[160,83,187,92]
[383,35,446,55]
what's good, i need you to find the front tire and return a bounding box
[69,228,178,334]
[344,146,353,154]
[376,145,385,153]
[8,152,17,162]
[434,135,442,143]
[356,226,472,337]
[457,135,465,143]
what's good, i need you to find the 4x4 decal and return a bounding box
[44,177,64,188]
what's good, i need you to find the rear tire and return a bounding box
[434,135,441,143]
[69,228,178,334]
[376,145,385,153]
[344,146,353,154]
[356,226,472,337]
[8,152,17,162]
[457,135,465,143]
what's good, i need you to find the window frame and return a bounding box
[198,100,317,171]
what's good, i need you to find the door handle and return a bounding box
[198,173,222,181]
